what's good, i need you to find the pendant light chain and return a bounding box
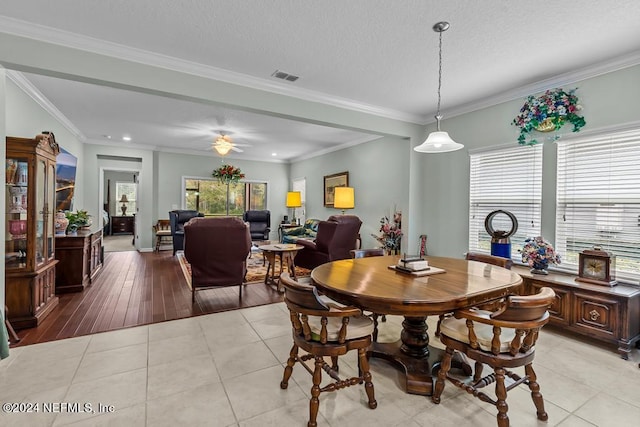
[435,29,443,131]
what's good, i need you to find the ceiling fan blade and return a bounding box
[231,146,244,152]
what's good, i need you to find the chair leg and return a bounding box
[372,313,380,342]
[473,360,484,383]
[494,367,509,427]
[330,356,339,373]
[308,356,324,427]
[281,344,298,389]
[432,346,454,404]
[358,348,377,409]
[525,363,548,421]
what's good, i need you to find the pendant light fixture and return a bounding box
[414,21,463,153]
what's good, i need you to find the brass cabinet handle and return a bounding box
[589,309,600,321]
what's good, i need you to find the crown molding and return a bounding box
[6,70,87,142]
[437,49,640,125]
[0,16,423,124]
[290,135,382,162]
[83,138,288,163]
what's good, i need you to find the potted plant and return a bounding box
[65,209,92,234]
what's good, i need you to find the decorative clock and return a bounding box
[576,247,617,287]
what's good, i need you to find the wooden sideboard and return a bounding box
[514,266,640,359]
[110,215,135,235]
[55,229,103,293]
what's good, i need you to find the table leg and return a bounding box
[368,316,442,395]
[263,251,277,286]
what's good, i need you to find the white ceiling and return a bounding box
[1,1,640,161]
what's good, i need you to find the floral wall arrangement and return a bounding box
[212,164,245,184]
[512,88,586,146]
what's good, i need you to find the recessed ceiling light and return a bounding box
[272,153,277,156]
[102,135,111,139]
[122,136,132,141]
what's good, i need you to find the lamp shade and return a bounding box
[119,194,129,203]
[333,187,355,210]
[413,131,464,153]
[286,191,302,208]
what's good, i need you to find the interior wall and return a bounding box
[416,64,640,258]
[5,79,85,209]
[291,135,411,250]
[156,152,289,241]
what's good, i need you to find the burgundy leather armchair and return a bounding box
[294,215,362,270]
[183,217,251,302]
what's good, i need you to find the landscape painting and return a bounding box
[56,147,77,211]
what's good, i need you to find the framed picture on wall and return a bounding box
[324,171,349,207]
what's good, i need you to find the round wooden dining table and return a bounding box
[311,255,523,395]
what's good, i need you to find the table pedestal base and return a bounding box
[367,315,470,395]
[369,340,443,395]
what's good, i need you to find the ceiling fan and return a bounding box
[211,133,251,156]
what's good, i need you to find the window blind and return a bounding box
[469,145,542,259]
[556,130,640,282]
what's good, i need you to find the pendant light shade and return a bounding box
[414,131,464,153]
[414,21,463,154]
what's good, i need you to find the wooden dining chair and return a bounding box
[153,219,172,252]
[279,272,377,427]
[432,287,556,427]
[465,252,513,269]
[350,248,387,341]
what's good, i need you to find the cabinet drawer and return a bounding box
[530,281,571,325]
[573,292,620,339]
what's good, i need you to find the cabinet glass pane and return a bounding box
[47,162,56,259]
[36,159,45,265]
[5,157,28,269]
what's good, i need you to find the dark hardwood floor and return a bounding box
[10,250,284,347]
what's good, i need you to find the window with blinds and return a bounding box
[469,144,543,259]
[556,130,640,282]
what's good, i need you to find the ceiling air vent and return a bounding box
[271,70,299,82]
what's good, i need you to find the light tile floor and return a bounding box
[1,302,639,426]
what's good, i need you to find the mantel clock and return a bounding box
[576,247,617,287]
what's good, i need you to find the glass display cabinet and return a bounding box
[5,133,59,329]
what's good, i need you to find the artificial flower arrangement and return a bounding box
[212,164,245,184]
[372,211,403,253]
[520,236,561,269]
[512,88,586,146]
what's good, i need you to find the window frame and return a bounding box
[181,175,268,216]
[468,144,543,260]
[555,129,640,283]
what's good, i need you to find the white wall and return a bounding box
[5,79,85,209]
[291,136,411,250]
[156,152,289,241]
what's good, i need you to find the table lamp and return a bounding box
[286,191,302,224]
[120,194,129,216]
[333,187,355,214]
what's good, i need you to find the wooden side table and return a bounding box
[259,244,304,292]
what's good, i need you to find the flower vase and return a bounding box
[531,260,549,275]
[225,182,230,216]
[55,212,69,235]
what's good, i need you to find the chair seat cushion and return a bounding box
[440,314,517,353]
[308,314,374,342]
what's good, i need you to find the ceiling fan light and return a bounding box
[213,142,232,156]
[413,131,463,153]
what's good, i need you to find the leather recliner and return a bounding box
[183,216,252,302]
[169,209,204,255]
[294,215,362,270]
[243,210,271,241]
